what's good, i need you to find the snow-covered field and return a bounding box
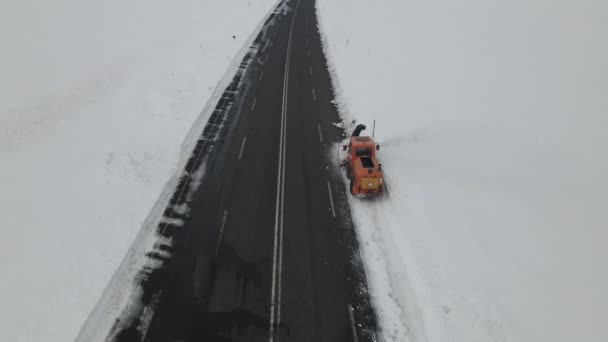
[0,0,277,341]
[317,0,608,341]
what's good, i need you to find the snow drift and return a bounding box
[0,0,277,341]
[317,0,608,341]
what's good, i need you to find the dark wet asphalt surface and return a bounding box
[111,1,377,341]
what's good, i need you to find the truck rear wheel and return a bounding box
[349,178,355,195]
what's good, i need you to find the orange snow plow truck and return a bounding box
[342,124,384,197]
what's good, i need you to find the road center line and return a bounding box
[309,66,312,75]
[260,71,264,81]
[270,1,301,340]
[348,305,359,342]
[238,136,247,160]
[215,210,228,256]
[312,88,316,102]
[317,123,324,143]
[327,182,336,218]
[251,97,257,111]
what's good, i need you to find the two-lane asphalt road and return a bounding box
[112,0,376,341]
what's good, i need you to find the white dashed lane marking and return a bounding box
[327,182,336,218]
[317,123,323,143]
[238,137,247,160]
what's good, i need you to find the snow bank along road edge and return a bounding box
[75,2,288,341]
